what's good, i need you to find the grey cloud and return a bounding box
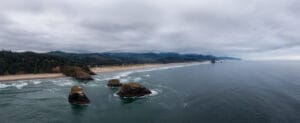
[0,0,299,59]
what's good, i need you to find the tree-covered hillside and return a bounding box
[47,51,223,66]
[0,50,239,75]
[0,51,81,75]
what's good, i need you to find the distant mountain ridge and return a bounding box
[47,51,240,65]
[0,50,240,75]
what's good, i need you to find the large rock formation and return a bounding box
[117,82,152,97]
[211,59,216,64]
[61,66,94,80]
[107,79,122,87]
[68,85,90,105]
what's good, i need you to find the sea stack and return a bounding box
[117,82,152,97]
[211,59,216,64]
[68,85,90,105]
[107,79,122,87]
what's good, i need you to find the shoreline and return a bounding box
[0,73,64,82]
[0,62,207,82]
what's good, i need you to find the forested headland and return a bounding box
[0,50,239,76]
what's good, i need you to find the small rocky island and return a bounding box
[68,85,90,105]
[107,79,122,87]
[117,82,152,97]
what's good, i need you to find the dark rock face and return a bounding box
[75,70,93,80]
[107,79,122,87]
[62,66,93,80]
[211,59,216,64]
[117,82,151,97]
[68,85,90,105]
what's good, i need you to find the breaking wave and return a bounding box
[0,62,206,90]
[108,62,206,82]
[0,82,29,89]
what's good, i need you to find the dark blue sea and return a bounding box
[0,61,299,123]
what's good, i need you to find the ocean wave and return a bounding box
[94,62,207,89]
[0,82,29,89]
[56,82,73,86]
[107,62,205,82]
[133,77,142,82]
[32,80,42,85]
[142,62,207,72]
[84,82,102,87]
[113,92,118,97]
[0,83,11,89]
[119,62,207,76]
[94,78,104,81]
[120,78,130,83]
[149,89,159,96]
[13,83,28,89]
[51,79,74,87]
[113,71,133,79]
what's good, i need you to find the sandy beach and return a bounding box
[0,62,203,82]
[91,64,166,73]
[0,73,64,82]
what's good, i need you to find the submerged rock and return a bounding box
[117,82,151,97]
[107,79,122,87]
[68,85,90,105]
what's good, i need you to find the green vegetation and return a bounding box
[0,51,74,75]
[47,51,223,66]
[0,50,239,76]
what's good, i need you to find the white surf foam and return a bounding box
[52,79,74,87]
[133,77,142,82]
[0,83,11,89]
[13,83,28,89]
[113,92,118,97]
[32,80,42,85]
[94,78,104,81]
[124,62,208,75]
[149,89,159,96]
[107,62,206,82]
[120,78,129,83]
[0,82,30,89]
[84,82,100,87]
[57,81,73,86]
[113,71,133,79]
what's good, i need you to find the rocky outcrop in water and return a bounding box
[68,85,90,105]
[211,59,216,64]
[61,66,94,80]
[107,79,122,87]
[117,82,151,97]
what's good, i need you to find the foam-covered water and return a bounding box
[0,61,299,123]
[0,81,29,89]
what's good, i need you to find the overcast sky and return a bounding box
[0,0,299,60]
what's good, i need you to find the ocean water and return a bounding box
[0,61,299,123]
